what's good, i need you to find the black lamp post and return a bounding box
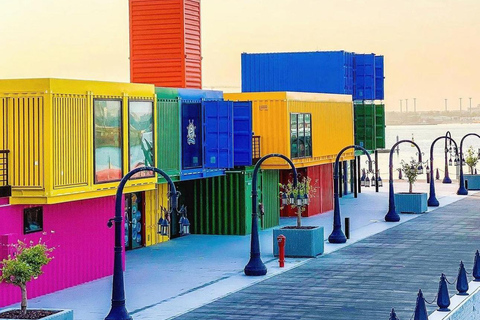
[105,166,179,320]
[385,140,423,222]
[245,153,298,276]
[443,131,453,183]
[427,136,458,206]
[328,145,372,244]
[457,133,480,195]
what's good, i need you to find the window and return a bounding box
[290,113,312,159]
[94,100,123,183]
[128,101,154,178]
[24,207,43,234]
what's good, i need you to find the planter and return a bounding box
[273,226,324,258]
[0,309,73,320]
[464,174,480,190]
[394,192,428,214]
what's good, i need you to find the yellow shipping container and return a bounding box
[224,92,354,169]
[0,78,157,204]
[144,184,170,246]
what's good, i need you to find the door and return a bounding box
[203,100,233,169]
[124,192,145,250]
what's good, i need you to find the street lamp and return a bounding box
[457,133,480,195]
[328,145,372,244]
[428,136,458,206]
[105,166,180,320]
[245,153,298,276]
[385,140,423,222]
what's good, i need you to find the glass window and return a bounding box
[290,113,312,159]
[290,114,298,158]
[304,114,312,157]
[94,100,123,183]
[129,101,154,178]
[24,207,43,234]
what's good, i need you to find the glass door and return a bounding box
[124,192,144,250]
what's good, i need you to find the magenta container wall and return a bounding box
[0,196,123,307]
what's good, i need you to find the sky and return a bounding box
[0,0,479,112]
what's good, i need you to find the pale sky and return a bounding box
[0,0,479,111]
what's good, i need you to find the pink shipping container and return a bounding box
[0,196,122,307]
[129,0,202,88]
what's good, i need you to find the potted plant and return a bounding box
[273,176,324,258]
[394,158,428,214]
[0,239,73,320]
[463,146,480,190]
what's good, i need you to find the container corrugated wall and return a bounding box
[241,51,354,94]
[354,103,376,150]
[260,169,279,229]
[144,185,170,246]
[129,0,201,88]
[156,98,181,182]
[353,53,376,101]
[375,56,385,100]
[225,92,354,169]
[375,104,386,148]
[0,98,7,150]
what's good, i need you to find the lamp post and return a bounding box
[245,153,297,276]
[105,166,179,320]
[457,133,480,195]
[328,145,372,244]
[427,136,458,206]
[385,140,423,222]
[443,131,453,183]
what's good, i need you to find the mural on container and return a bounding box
[129,101,154,178]
[94,100,123,183]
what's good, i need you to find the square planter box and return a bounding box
[464,174,480,190]
[273,226,324,258]
[394,192,427,214]
[0,308,73,320]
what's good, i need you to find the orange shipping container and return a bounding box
[129,0,202,89]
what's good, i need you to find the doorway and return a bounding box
[124,192,145,250]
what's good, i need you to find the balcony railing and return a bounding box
[252,136,261,163]
[0,150,11,198]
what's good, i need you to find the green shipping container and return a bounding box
[354,103,376,151]
[187,167,280,235]
[375,104,386,149]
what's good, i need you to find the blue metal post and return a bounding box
[389,308,399,320]
[245,154,297,276]
[473,250,480,281]
[106,167,178,320]
[457,133,480,195]
[457,261,469,295]
[437,273,450,311]
[385,140,423,222]
[414,289,428,320]
[428,136,458,206]
[328,145,372,244]
[443,131,452,183]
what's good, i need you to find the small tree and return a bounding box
[279,176,317,228]
[399,158,422,193]
[464,146,478,174]
[0,240,53,316]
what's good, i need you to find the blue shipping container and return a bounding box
[374,55,385,100]
[178,88,223,100]
[204,100,233,170]
[233,101,253,166]
[353,53,376,101]
[241,51,354,95]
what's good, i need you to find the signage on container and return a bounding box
[186,120,196,145]
[259,105,268,111]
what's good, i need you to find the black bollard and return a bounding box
[436,168,440,180]
[414,289,428,320]
[456,261,469,295]
[474,250,480,281]
[398,169,403,180]
[437,273,450,311]
[426,172,430,184]
[389,308,400,320]
[345,217,350,239]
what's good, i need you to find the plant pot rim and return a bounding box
[0,308,72,320]
[279,226,319,230]
[396,192,427,195]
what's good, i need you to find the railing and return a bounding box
[0,150,11,198]
[252,136,261,163]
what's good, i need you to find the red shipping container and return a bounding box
[280,163,333,217]
[129,0,202,88]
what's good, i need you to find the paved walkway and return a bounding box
[173,193,480,320]
[2,180,475,319]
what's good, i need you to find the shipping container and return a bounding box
[0,79,157,205]
[353,102,386,152]
[353,53,376,101]
[280,163,333,217]
[241,51,354,94]
[129,0,202,88]
[224,92,354,170]
[177,167,279,235]
[375,55,385,100]
[143,185,170,246]
[375,104,386,148]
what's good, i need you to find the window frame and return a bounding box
[24,207,43,234]
[290,112,312,159]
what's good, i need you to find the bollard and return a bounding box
[426,172,430,184]
[277,234,286,268]
[436,168,440,180]
[389,308,399,320]
[398,169,403,180]
[437,273,450,311]
[414,289,429,320]
[473,250,480,281]
[457,261,469,295]
[345,217,350,239]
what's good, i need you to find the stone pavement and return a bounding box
[173,194,480,320]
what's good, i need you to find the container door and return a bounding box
[375,56,385,100]
[124,192,145,251]
[182,102,203,169]
[375,104,386,149]
[233,101,253,166]
[203,101,233,169]
[354,54,376,101]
